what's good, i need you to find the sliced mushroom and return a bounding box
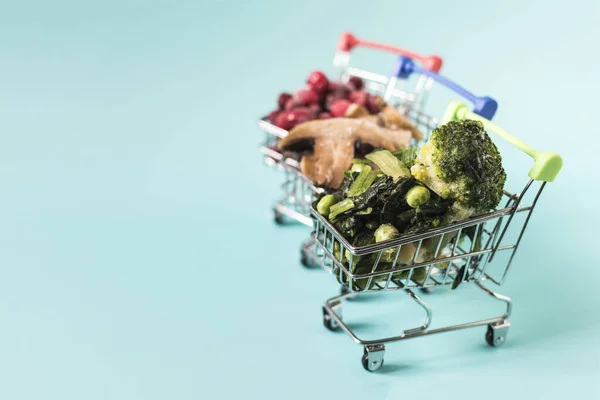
[380,105,424,141]
[343,98,424,141]
[278,118,401,189]
[300,154,316,179]
[344,104,416,149]
[372,95,387,110]
[344,103,369,119]
[345,107,384,127]
[362,114,385,127]
[312,137,355,188]
[380,127,413,150]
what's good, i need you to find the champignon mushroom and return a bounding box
[344,103,370,119]
[381,126,413,150]
[343,106,413,150]
[345,105,384,126]
[299,154,316,180]
[344,100,424,142]
[278,118,410,189]
[379,105,424,141]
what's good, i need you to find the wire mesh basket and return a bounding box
[312,179,545,293]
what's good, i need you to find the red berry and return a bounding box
[308,104,321,117]
[330,99,352,117]
[327,82,340,96]
[307,71,329,94]
[318,112,332,119]
[278,93,292,110]
[325,94,337,110]
[325,93,348,111]
[331,85,351,99]
[275,109,312,130]
[286,109,311,129]
[349,91,368,106]
[284,97,301,110]
[268,110,281,123]
[292,107,315,120]
[296,88,320,105]
[344,83,356,92]
[274,112,293,130]
[348,76,364,90]
[366,95,382,114]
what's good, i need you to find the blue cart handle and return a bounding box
[393,56,498,120]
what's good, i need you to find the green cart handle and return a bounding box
[442,100,563,182]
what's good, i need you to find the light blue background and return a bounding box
[0,0,598,399]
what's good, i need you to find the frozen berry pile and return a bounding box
[267,71,383,130]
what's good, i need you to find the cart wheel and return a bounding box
[322,306,339,331]
[340,284,351,296]
[485,321,510,347]
[300,244,316,268]
[273,209,286,225]
[362,344,385,372]
[419,287,434,294]
[339,285,358,301]
[300,251,311,268]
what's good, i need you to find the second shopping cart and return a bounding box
[258,32,443,227]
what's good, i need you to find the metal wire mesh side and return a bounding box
[334,49,435,111]
[272,162,326,227]
[310,179,547,292]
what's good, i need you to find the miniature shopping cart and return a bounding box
[310,95,563,371]
[258,32,443,227]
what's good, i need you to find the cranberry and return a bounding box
[349,91,368,106]
[366,94,382,114]
[275,109,312,130]
[325,94,341,110]
[308,104,321,117]
[317,89,328,104]
[344,83,357,92]
[291,107,315,120]
[291,108,311,118]
[268,109,281,123]
[348,76,364,91]
[277,92,292,110]
[284,97,302,110]
[286,109,311,129]
[331,84,351,99]
[330,99,352,117]
[274,112,293,130]
[306,71,329,94]
[318,112,332,119]
[296,88,320,105]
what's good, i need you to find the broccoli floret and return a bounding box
[411,120,506,213]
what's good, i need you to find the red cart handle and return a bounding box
[337,32,443,73]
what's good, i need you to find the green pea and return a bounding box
[406,185,431,208]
